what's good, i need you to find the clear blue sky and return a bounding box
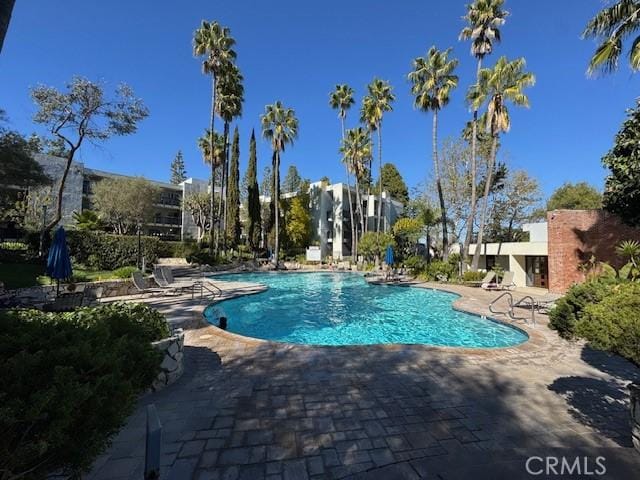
[1,1,637,199]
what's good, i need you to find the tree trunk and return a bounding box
[433,110,448,260]
[274,150,280,267]
[463,57,483,268]
[341,116,356,261]
[376,125,383,233]
[40,146,78,256]
[209,75,217,254]
[0,0,15,54]
[354,170,365,261]
[471,133,499,270]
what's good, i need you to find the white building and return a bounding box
[261,181,404,260]
[469,222,549,289]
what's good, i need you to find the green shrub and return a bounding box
[66,231,163,270]
[404,255,427,275]
[426,260,455,281]
[0,303,168,478]
[111,265,140,279]
[548,277,619,339]
[576,282,640,365]
[462,270,486,282]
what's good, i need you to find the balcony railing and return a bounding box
[152,216,181,226]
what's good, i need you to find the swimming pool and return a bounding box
[204,272,528,348]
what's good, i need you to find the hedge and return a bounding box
[66,231,163,270]
[0,303,169,479]
[576,282,640,365]
[548,277,618,339]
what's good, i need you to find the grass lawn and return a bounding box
[0,263,136,289]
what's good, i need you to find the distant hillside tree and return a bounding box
[226,127,241,247]
[170,150,187,184]
[374,163,409,204]
[283,165,302,193]
[93,177,158,235]
[245,129,262,251]
[546,182,602,211]
[602,100,640,225]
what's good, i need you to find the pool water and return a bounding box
[204,272,528,348]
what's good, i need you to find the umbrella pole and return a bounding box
[57,279,60,296]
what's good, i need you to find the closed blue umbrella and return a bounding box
[46,227,73,293]
[385,245,394,266]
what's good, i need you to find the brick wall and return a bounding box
[547,210,640,293]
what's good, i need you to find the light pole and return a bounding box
[137,221,142,270]
[39,204,47,258]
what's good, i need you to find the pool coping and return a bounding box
[194,270,548,356]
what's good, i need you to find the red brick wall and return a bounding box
[547,210,640,293]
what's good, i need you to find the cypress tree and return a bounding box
[246,129,262,251]
[226,127,241,247]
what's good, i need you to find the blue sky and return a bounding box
[1,1,637,199]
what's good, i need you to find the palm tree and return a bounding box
[216,63,244,252]
[340,127,373,258]
[408,46,459,260]
[459,0,508,264]
[583,0,640,75]
[0,0,15,54]
[468,56,535,270]
[193,20,236,252]
[361,79,395,233]
[329,84,357,258]
[197,129,225,233]
[260,101,299,267]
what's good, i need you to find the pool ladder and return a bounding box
[488,292,536,326]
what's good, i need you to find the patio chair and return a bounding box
[496,271,516,290]
[514,293,562,314]
[479,271,497,290]
[132,271,167,297]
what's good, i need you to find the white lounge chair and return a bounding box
[154,266,199,293]
[496,271,516,290]
[479,271,497,289]
[132,271,167,297]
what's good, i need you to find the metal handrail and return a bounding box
[489,291,536,326]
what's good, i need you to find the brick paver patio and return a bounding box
[88,276,640,479]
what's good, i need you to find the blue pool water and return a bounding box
[204,272,528,348]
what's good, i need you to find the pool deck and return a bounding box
[88,273,640,479]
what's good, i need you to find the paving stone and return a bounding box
[199,450,219,468]
[167,458,199,480]
[219,447,251,465]
[282,459,308,480]
[306,456,324,476]
[179,440,206,457]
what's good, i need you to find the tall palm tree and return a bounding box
[459,0,508,264]
[361,79,395,233]
[197,129,225,232]
[468,56,535,270]
[216,63,244,252]
[408,46,459,260]
[329,84,357,258]
[193,20,236,252]
[0,0,15,54]
[359,96,376,232]
[340,127,373,258]
[583,0,640,75]
[261,101,299,267]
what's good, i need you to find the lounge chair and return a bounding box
[479,271,497,289]
[514,293,562,313]
[496,271,516,290]
[159,266,200,290]
[482,271,515,291]
[132,271,167,297]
